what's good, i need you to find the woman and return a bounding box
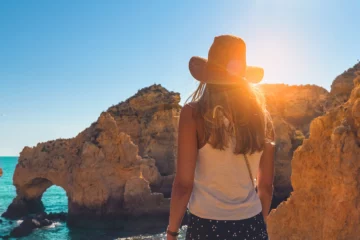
[167,35,275,240]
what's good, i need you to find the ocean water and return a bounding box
[0,157,187,240]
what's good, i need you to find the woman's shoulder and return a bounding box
[181,102,195,118]
[182,102,200,119]
[178,103,198,132]
[185,101,199,109]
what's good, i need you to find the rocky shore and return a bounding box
[2,63,360,239]
[10,212,66,238]
[2,85,179,232]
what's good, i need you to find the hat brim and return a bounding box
[189,56,264,84]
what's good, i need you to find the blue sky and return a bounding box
[1,1,360,156]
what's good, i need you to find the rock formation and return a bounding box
[259,84,329,201]
[267,71,360,239]
[2,86,180,230]
[2,82,333,228]
[326,62,360,110]
[6,71,358,235]
[0,168,2,177]
[9,212,66,238]
[260,84,329,136]
[106,84,181,175]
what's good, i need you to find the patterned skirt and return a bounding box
[186,212,268,240]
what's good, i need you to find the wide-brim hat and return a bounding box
[189,35,264,84]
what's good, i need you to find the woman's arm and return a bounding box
[167,104,198,237]
[257,141,275,221]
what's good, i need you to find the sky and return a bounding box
[1,0,360,156]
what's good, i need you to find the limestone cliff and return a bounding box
[267,73,360,239]
[325,62,360,111]
[107,84,181,175]
[260,84,329,200]
[3,109,172,230]
[260,84,329,135]
[3,78,349,234]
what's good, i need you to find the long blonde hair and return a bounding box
[187,81,274,154]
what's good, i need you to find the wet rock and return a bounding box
[47,212,67,222]
[39,219,52,227]
[10,218,40,238]
[1,197,44,219]
[7,213,59,238]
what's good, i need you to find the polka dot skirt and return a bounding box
[186,212,268,240]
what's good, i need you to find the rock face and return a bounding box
[259,84,329,200]
[267,73,360,239]
[260,84,329,136]
[6,75,357,235]
[2,86,179,230]
[328,62,360,108]
[106,84,181,175]
[2,82,333,228]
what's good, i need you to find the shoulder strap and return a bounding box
[243,154,255,188]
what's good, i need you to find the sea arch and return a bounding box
[2,173,70,219]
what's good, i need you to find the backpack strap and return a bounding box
[243,154,255,188]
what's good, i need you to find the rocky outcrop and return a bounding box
[330,62,360,95]
[9,212,66,238]
[2,82,333,227]
[107,84,181,175]
[259,84,329,200]
[2,111,171,230]
[0,168,2,177]
[267,73,360,239]
[260,84,329,135]
[6,75,355,235]
[326,62,360,110]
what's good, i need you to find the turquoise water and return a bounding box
[0,157,187,240]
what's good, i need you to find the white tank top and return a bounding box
[188,139,263,220]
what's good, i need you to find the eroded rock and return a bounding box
[10,218,40,238]
[267,73,360,239]
[326,62,360,110]
[107,84,181,175]
[260,84,329,200]
[8,212,67,238]
[3,112,170,229]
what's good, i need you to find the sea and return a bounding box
[0,157,187,240]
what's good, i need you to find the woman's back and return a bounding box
[189,140,263,220]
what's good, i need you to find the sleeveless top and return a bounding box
[188,106,263,220]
